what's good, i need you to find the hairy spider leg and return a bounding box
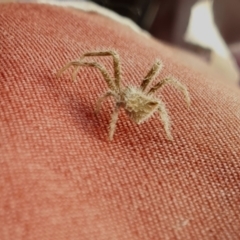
[57,61,116,91]
[95,91,116,112]
[71,56,85,82]
[78,51,121,90]
[157,100,173,140]
[148,77,191,106]
[109,105,120,140]
[140,60,162,91]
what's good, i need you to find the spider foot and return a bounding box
[56,60,78,79]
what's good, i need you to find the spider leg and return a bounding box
[72,66,80,82]
[140,60,163,91]
[148,77,190,107]
[56,61,75,78]
[95,91,116,113]
[57,60,116,91]
[157,100,173,140]
[109,105,120,141]
[78,51,121,89]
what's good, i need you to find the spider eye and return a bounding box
[148,102,158,107]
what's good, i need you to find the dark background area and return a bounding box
[91,0,240,69]
[92,0,191,45]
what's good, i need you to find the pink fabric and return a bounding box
[0,3,240,239]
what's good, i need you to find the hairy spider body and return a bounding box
[122,87,160,124]
[57,50,190,140]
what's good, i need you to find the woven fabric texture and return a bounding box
[0,3,240,240]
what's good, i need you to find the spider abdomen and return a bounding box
[123,87,159,124]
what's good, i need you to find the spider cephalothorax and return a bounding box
[57,50,190,140]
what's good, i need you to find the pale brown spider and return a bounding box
[57,50,190,140]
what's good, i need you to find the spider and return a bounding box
[57,50,190,140]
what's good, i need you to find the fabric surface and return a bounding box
[0,3,240,240]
